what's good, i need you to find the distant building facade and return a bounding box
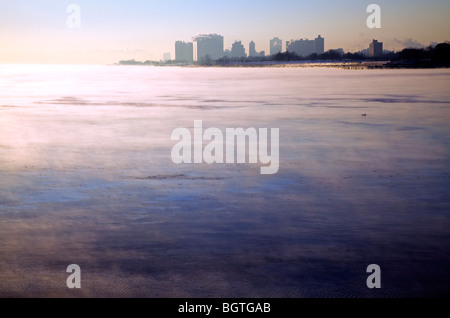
[369,39,383,57]
[194,34,224,61]
[315,35,325,54]
[270,37,282,56]
[231,41,246,58]
[286,35,325,57]
[249,41,256,57]
[163,52,171,62]
[286,38,315,57]
[175,41,193,62]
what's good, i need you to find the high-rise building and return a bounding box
[369,39,383,57]
[249,41,256,57]
[286,35,325,57]
[286,38,315,57]
[231,41,246,58]
[194,34,224,61]
[163,52,171,62]
[175,41,194,62]
[315,35,325,54]
[270,37,282,56]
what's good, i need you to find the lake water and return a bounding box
[0,65,449,297]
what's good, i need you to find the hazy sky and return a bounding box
[1,0,449,64]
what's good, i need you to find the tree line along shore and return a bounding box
[118,42,450,69]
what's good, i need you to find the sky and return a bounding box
[0,0,449,64]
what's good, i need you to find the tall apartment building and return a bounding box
[175,41,194,62]
[315,35,325,54]
[369,39,383,57]
[249,41,256,57]
[194,34,224,61]
[286,35,326,57]
[231,41,246,58]
[270,37,282,56]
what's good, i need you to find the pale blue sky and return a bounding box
[1,0,449,63]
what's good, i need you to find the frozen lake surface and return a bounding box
[0,65,449,297]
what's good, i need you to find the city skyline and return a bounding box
[1,0,449,64]
[174,35,325,62]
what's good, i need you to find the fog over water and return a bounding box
[0,65,449,297]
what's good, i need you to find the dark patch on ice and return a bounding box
[396,126,426,131]
[337,121,391,128]
[159,96,264,105]
[23,189,89,203]
[158,96,202,101]
[134,174,227,181]
[303,102,370,109]
[201,99,228,103]
[201,99,267,104]
[36,98,244,110]
[294,95,450,106]
[363,98,450,104]
[51,97,90,104]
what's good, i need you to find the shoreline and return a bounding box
[117,60,450,70]
[1,61,448,70]
[187,61,389,69]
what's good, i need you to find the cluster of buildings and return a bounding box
[172,34,383,62]
[174,34,326,62]
[286,35,325,57]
